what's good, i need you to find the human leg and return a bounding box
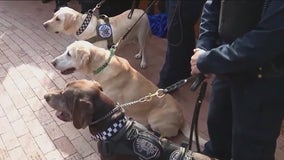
[96,0,132,17]
[202,78,232,160]
[54,0,68,12]
[77,0,98,13]
[231,76,284,160]
[158,0,204,88]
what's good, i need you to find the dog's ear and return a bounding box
[93,81,103,91]
[64,14,78,31]
[78,49,92,67]
[65,80,76,88]
[72,98,94,129]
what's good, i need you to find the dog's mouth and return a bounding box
[56,111,72,122]
[61,68,75,75]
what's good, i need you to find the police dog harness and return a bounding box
[76,10,114,49]
[91,110,195,160]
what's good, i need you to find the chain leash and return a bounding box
[117,76,197,109]
[117,89,166,109]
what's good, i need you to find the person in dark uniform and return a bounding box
[79,0,133,15]
[51,0,133,14]
[191,0,284,159]
[157,0,206,89]
[54,0,69,12]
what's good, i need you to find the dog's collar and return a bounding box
[92,46,115,75]
[91,116,127,141]
[90,105,122,125]
[76,10,94,35]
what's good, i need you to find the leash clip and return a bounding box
[139,89,166,102]
[154,89,166,98]
[92,0,106,12]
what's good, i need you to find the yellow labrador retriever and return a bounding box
[51,40,185,138]
[43,7,151,68]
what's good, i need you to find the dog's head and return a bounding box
[51,40,98,75]
[43,7,80,35]
[44,79,114,129]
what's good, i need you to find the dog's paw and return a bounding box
[140,61,147,69]
[134,53,142,59]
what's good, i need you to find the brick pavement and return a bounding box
[0,1,283,160]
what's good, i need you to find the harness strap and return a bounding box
[86,14,114,49]
[128,0,140,19]
[110,119,135,141]
[92,116,127,141]
[76,10,94,35]
[98,120,137,156]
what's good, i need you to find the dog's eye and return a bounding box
[56,17,60,21]
[67,52,71,57]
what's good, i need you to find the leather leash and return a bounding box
[128,0,140,19]
[188,81,207,152]
[114,0,159,48]
[162,75,207,153]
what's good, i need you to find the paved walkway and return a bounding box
[0,1,283,160]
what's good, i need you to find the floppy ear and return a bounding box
[98,84,103,91]
[72,98,94,129]
[65,80,76,88]
[78,49,92,67]
[93,81,103,91]
[64,14,78,31]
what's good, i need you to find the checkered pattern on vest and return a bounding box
[92,117,127,141]
[76,10,93,35]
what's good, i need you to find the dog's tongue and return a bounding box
[61,68,75,75]
[56,111,71,122]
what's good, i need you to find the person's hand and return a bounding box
[190,48,206,75]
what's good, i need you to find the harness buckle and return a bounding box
[126,128,138,140]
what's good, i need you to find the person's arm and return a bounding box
[196,0,221,51]
[197,1,284,74]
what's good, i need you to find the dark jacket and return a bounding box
[196,0,284,75]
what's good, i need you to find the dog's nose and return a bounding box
[51,60,57,67]
[44,94,50,102]
[43,23,48,29]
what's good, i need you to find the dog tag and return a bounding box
[98,24,112,38]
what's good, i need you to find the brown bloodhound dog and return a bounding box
[44,79,215,160]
